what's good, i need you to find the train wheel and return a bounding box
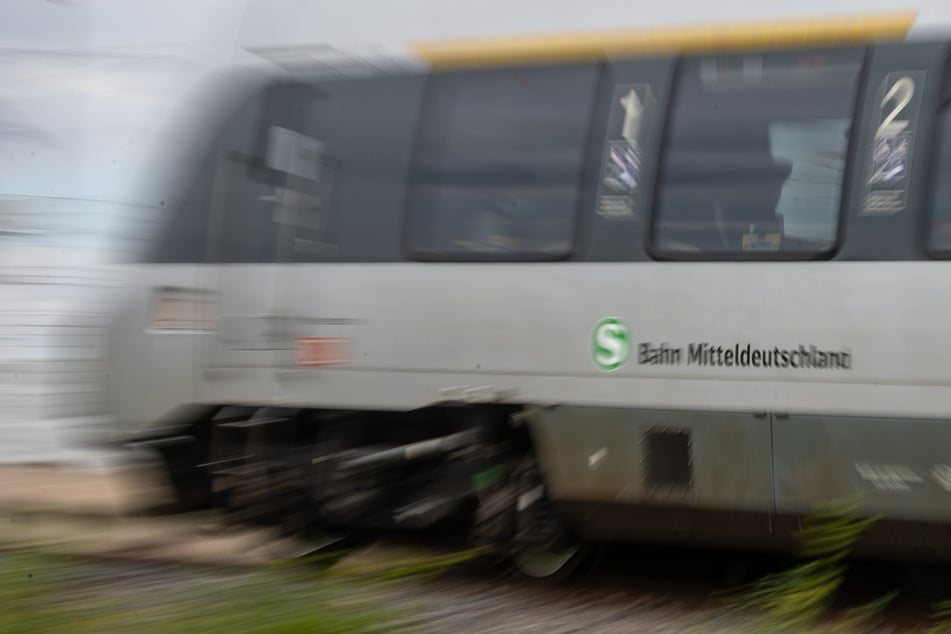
[504,455,593,580]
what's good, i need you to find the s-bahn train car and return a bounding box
[107,17,951,575]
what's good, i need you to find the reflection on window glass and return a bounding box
[407,64,600,259]
[928,113,951,254]
[652,49,863,257]
[216,150,280,263]
[214,84,330,263]
[150,143,216,263]
[147,81,333,264]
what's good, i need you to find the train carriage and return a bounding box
[107,17,951,575]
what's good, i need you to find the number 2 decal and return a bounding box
[862,71,926,216]
[875,76,915,140]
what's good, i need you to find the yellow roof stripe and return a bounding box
[408,11,918,69]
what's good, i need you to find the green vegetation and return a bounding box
[0,531,494,634]
[15,506,951,632]
[0,547,430,634]
[726,503,887,631]
[676,502,891,632]
[323,545,489,582]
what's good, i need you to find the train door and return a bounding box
[272,74,427,409]
[197,81,326,406]
[772,41,951,522]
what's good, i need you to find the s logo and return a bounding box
[592,317,630,372]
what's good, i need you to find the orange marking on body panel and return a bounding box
[297,337,350,366]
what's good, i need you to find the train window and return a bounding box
[927,102,951,255]
[651,48,864,259]
[214,154,282,263]
[148,155,214,263]
[146,81,339,264]
[212,83,328,263]
[405,64,600,260]
[292,75,424,263]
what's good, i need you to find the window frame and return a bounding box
[921,47,951,260]
[145,74,276,265]
[401,62,606,263]
[645,45,870,262]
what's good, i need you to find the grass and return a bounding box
[14,503,951,632]
[674,502,892,632]
[0,531,493,634]
[0,548,424,633]
[693,500,951,633]
[323,545,490,582]
[1,550,75,634]
[728,503,886,631]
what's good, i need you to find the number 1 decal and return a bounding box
[862,71,926,216]
[595,83,655,221]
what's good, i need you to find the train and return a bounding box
[105,12,951,576]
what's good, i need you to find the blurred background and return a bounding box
[0,0,250,464]
[0,0,413,464]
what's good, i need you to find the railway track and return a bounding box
[6,507,951,631]
[3,464,951,632]
[0,505,715,632]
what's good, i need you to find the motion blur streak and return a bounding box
[0,0,248,464]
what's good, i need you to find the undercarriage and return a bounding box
[131,403,584,577]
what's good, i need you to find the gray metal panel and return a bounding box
[527,407,772,512]
[197,265,282,405]
[774,414,951,521]
[837,41,948,261]
[580,58,675,262]
[105,266,203,435]
[147,69,277,264]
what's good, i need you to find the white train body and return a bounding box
[104,9,951,563]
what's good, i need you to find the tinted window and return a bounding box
[927,106,951,255]
[150,82,330,264]
[406,64,601,260]
[297,75,426,263]
[149,144,216,263]
[652,48,864,258]
[213,83,329,263]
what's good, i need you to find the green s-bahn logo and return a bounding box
[592,317,630,372]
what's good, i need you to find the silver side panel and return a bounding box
[196,265,282,406]
[774,415,951,521]
[106,265,204,435]
[107,260,951,518]
[111,260,951,418]
[257,262,951,418]
[526,407,773,512]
